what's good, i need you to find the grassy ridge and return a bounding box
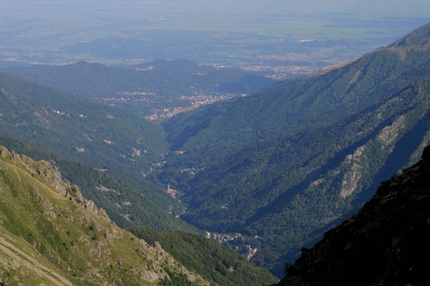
[0,145,207,285]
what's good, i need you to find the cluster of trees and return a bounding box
[129,227,278,285]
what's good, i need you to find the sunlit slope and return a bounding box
[0,146,206,285]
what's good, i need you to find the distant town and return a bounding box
[106,91,244,121]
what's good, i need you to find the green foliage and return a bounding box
[129,227,279,286]
[2,23,430,280]
[158,266,203,286]
[161,75,430,275]
[0,133,197,233]
[0,72,191,217]
[0,146,205,285]
[156,25,430,276]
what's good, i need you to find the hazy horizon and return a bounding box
[1,1,430,66]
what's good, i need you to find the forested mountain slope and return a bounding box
[164,23,430,153]
[157,22,430,276]
[0,146,207,285]
[0,73,191,230]
[0,72,166,171]
[279,146,430,285]
[0,133,195,232]
[129,227,278,286]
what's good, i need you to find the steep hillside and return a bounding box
[0,73,197,231]
[156,22,430,275]
[0,72,167,170]
[0,133,196,232]
[164,22,430,153]
[163,74,430,275]
[278,146,430,285]
[0,146,207,285]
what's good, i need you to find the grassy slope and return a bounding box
[0,146,207,285]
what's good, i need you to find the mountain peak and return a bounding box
[389,22,430,49]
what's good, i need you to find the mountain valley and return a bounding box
[1,22,430,283]
[155,22,430,275]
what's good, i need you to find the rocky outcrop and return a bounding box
[279,146,430,285]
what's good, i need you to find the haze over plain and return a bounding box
[1,0,430,69]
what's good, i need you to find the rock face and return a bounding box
[279,146,430,285]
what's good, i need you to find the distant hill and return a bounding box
[2,59,277,121]
[0,72,167,169]
[156,22,430,276]
[278,145,430,285]
[0,145,207,285]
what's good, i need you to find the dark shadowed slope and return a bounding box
[279,145,430,285]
